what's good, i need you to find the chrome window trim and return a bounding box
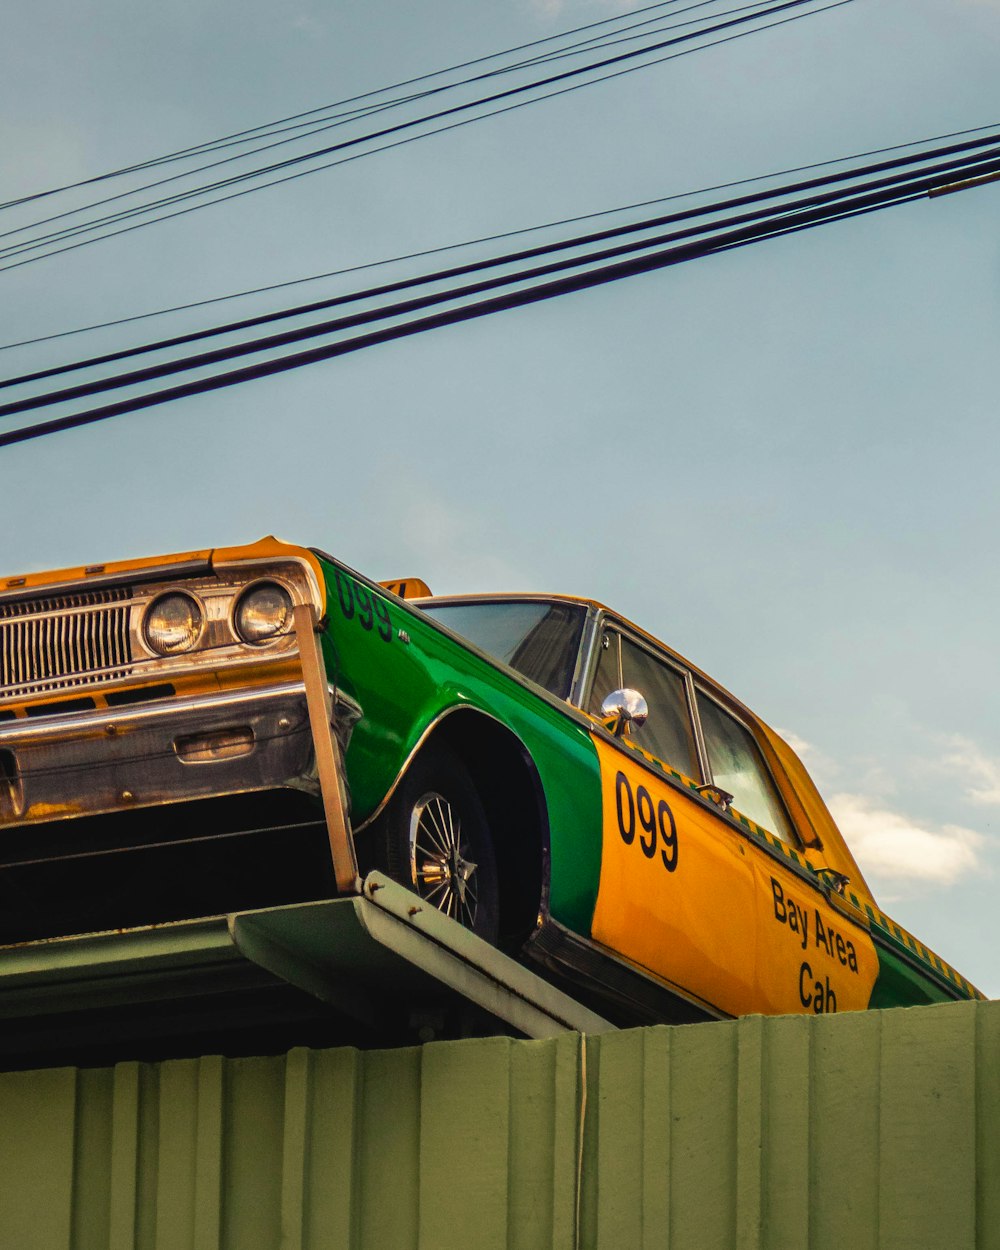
[686,671,712,784]
[693,681,798,846]
[568,606,605,710]
[405,593,594,715]
[567,605,602,706]
[580,612,708,784]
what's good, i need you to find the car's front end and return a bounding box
[0,537,355,941]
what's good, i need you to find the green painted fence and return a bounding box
[1,999,998,1249]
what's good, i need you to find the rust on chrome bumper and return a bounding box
[0,681,319,827]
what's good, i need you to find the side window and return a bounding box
[696,692,797,843]
[588,629,699,780]
[620,638,699,779]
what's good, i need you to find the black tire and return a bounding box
[374,744,500,942]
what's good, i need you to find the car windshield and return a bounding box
[419,600,586,700]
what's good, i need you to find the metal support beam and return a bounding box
[0,876,615,1065]
[293,602,359,895]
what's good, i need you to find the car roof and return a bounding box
[413,590,748,716]
[413,590,875,898]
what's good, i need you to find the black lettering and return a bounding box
[373,598,392,642]
[658,800,678,873]
[813,977,824,1014]
[772,878,787,923]
[335,570,355,619]
[835,933,847,966]
[354,585,374,631]
[815,911,831,956]
[799,961,812,1008]
[615,772,635,845]
[847,941,858,973]
[637,786,656,858]
[826,978,838,1013]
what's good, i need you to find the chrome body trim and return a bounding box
[0,559,213,604]
[0,588,133,701]
[568,606,604,710]
[351,703,543,837]
[0,558,317,706]
[310,552,601,736]
[524,915,722,1026]
[215,553,323,609]
[692,680,797,844]
[686,670,712,783]
[0,680,360,829]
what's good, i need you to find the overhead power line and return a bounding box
[4,119,998,357]
[3,133,999,449]
[0,0,852,272]
[0,196,941,451]
[0,0,834,257]
[0,0,711,211]
[6,130,1000,393]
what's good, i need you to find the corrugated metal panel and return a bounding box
[1,999,998,1249]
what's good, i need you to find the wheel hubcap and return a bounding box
[409,791,479,928]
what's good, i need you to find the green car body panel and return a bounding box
[318,558,605,937]
[316,557,982,1015]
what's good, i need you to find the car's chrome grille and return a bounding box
[0,587,133,700]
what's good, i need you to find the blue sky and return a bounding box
[2,0,999,992]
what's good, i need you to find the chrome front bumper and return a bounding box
[0,681,323,827]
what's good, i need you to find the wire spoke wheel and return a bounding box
[410,791,480,930]
[375,743,499,942]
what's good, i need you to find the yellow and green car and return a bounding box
[0,537,980,1022]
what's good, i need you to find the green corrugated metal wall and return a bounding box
[1,999,998,1249]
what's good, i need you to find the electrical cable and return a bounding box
[5,134,998,392]
[0,0,832,262]
[5,154,995,417]
[0,0,850,272]
[0,0,767,212]
[0,198,917,450]
[4,118,997,355]
[0,0,797,251]
[4,150,994,450]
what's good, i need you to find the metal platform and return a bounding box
[0,872,613,1069]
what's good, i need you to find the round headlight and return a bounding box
[235,582,293,643]
[144,593,203,654]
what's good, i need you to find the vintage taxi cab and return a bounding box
[0,536,981,1023]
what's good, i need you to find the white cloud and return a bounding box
[829,792,986,887]
[940,736,1000,806]
[773,727,842,791]
[774,727,812,757]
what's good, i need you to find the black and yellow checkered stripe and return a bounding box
[624,741,982,1003]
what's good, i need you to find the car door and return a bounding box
[693,687,878,1014]
[585,626,761,1017]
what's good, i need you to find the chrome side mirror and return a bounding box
[599,688,648,739]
